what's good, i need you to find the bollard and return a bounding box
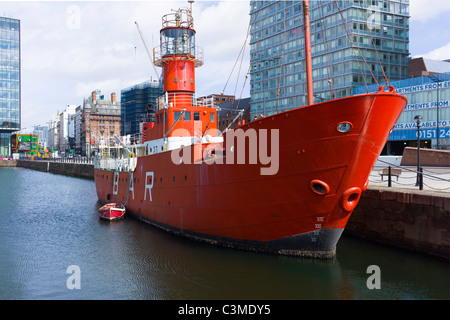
[419,167,423,190]
[388,166,392,187]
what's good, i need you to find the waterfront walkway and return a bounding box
[369,166,450,195]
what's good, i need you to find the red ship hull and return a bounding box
[94,91,406,258]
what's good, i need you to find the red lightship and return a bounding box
[94,2,407,258]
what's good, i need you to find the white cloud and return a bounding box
[194,0,250,97]
[410,0,450,22]
[417,42,450,60]
[6,0,250,130]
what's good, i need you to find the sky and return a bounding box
[1,0,450,132]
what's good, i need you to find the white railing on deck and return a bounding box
[156,92,215,110]
[95,157,137,172]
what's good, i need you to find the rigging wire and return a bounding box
[233,31,248,100]
[234,15,263,114]
[234,60,250,113]
[317,0,335,98]
[222,20,252,96]
[276,6,288,113]
[333,0,379,90]
[357,1,390,87]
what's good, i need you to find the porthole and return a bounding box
[337,122,352,133]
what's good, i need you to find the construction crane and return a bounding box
[134,21,160,80]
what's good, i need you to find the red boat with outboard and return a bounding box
[99,203,126,221]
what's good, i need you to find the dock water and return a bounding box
[1,159,448,261]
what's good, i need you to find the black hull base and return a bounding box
[128,211,342,259]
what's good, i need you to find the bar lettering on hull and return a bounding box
[129,172,134,200]
[144,171,154,202]
[113,171,119,195]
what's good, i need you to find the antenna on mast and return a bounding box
[135,21,160,80]
[188,0,195,26]
[188,0,194,11]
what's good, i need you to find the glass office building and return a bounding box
[0,17,20,157]
[120,80,163,136]
[355,71,450,153]
[249,0,409,118]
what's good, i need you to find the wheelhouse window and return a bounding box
[193,112,200,121]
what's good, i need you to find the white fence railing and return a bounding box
[95,157,137,172]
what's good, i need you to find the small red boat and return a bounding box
[99,203,126,221]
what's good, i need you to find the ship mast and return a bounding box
[303,0,313,105]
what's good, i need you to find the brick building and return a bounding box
[81,90,121,156]
[196,94,235,108]
[217,98,251,131]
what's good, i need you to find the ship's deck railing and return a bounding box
[94,133,142,171]
[153,45,204,68]
[156,92,216,110]
[124,133,142,145]
[95,157,137,172]
[161,8,194,29]
[93,133,142,150]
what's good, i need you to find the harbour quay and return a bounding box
[347,184,449,261]
[1,158,94,179]
[1,156,448,261]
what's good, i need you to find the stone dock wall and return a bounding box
[13,159,94,179]
[346,186,449,261]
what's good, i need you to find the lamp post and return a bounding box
[414,115,423,189]
[427,75,442,149]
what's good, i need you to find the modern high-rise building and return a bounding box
[59,104,76,154]
[74,105,82,154]
[32,125,49,150]
[120,79,163,137]
[48,112,60,153]
[249,0,410,118]
[0,17,20,157]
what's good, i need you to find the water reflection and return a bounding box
[0,167,448,300]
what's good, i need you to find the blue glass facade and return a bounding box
[120,80,163,136]
[249,0,409,118]
[355,72,450,152]
[0,17,20,157]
